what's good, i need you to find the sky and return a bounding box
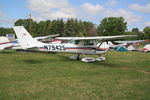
[0,0,150,31]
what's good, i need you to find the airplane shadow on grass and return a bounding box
[23,59,44,64]
[22,58,75,65]
[20,53,123,68]
[57,54,123,68]
[0,50,15,54]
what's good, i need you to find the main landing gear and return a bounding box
[69,54,106,63]
[69,54,81,60]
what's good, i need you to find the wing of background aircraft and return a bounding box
[115,40,149,44]
[35,34,60,40]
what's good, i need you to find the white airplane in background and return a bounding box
[111,40,149,51]
[13,26,136,62]
[0,36,13,50]
[113,40,148,46]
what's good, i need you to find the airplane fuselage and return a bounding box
[36,42,109,55]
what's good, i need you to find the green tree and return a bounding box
[64,18,77,36]
[47,19,64,36]
[83,22,97,36]
[13,18,97,37]
[64,18,96,37]
[97,17,127,36]
[132,28,139,33]
[131,28,144,40]
[0,27,15,36]
[14,19,37,36]
[34,21,47,36]
[143,27,150,39]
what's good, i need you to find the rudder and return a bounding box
[13,26,38,49]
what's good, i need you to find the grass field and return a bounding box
[0,51,150,100]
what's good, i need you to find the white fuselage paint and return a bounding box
[33,41,110,55]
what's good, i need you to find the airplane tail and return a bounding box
[13,26,38,49]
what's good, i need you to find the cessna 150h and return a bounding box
[13,26,136,62]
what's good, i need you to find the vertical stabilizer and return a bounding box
[13,26,38,49]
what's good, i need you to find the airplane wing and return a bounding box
[56,35,137,40]
[55,37,75,40]
[35,34,60,40]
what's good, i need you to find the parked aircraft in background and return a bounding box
[13,26,136,62]
[110,40,149,51]
[35,34,60,43]
[0,36,13,50]
[142,44,150,52]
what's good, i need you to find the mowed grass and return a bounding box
[0,51,150,100]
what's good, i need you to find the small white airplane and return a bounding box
[13,26,136,62]
[0,36,13,50]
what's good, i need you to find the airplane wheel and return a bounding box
[81,57,95,63]
[96,57,106,61]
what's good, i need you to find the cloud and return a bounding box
[0,12,5,17]
[0,12,6,26]
[81,3,104,15]
[0,19,16,27]
[144,21,150,27]
[105,0,117,6]
[27,1,143,26]
[81,3,143,25]
[27,0,77,20]
[105,8,143,25]
[0,12,16,27]
[129,3,150,13]
[31,16,45,22]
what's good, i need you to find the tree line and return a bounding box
[14,18,97,37]
[0,17,150,39]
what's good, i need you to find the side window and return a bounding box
[69,40,80,45]
[74,40,80,44]
[84,40,94,45]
